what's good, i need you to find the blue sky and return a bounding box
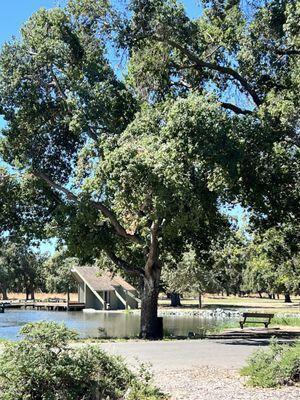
[0,0,202,47]
[0,1,243,254]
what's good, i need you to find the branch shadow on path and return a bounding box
[216,338,295,346]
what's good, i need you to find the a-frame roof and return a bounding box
[71,266,136,292]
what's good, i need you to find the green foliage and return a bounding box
[242,223,300,296]
[126,363,168,400]
[0,322,165,400]
[211,227,248,295]
[162,227,250,298]
[162,246,218,297]
[0,240,46,299]
[241,339,300,388]
[44,250,79,293]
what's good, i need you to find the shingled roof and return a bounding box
[72,266,136,292]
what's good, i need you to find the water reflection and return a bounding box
[0,309,227,340]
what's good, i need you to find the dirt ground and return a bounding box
[7,292,78,301]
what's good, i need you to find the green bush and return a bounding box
[241,338,300,387]
[0,321,166,400]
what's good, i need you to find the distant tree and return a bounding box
[0,240,45,300]
[242,224,300,302]
[0,241,17,299]
[211,228,249,296]
[162,247,219,308]
[44,251,79,300]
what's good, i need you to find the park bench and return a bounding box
[239,312,274,329]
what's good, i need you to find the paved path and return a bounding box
[100,338,276,371]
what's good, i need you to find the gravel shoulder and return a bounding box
[157,366,300,400]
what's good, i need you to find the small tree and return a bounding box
[0,242,16,300]
[211,228,248,297]
[44,251,79,301]
[0,240,45,300]
[162,247,218,308]
[242,224,300,301]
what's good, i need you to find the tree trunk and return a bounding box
[140,220,162,340]
[30,290,35,300]
[170,292,181,307]
[284,293,292,303]
[140,272,161,339]
[258,291,262,298]
[198,293,202,309]
[1,287,8,300]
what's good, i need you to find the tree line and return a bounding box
[1,219,299,304]
[162,222,300,306]
[0,244,77,300]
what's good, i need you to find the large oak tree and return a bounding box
[0,0,299,338]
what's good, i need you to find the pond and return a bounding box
[0,309,230,340]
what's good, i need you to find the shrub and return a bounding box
[241,338,300,387]
[126,362,167,400]
[0,321,166,400]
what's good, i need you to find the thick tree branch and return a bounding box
[220,102,253,115]
[106,250,145,276]
[156,36,262,106]
[33,170,143,245]
[91,201,142,244]
[33,171,78,202]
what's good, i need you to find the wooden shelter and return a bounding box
[71,266,139,310]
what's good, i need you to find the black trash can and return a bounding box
[156,317,163,339]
